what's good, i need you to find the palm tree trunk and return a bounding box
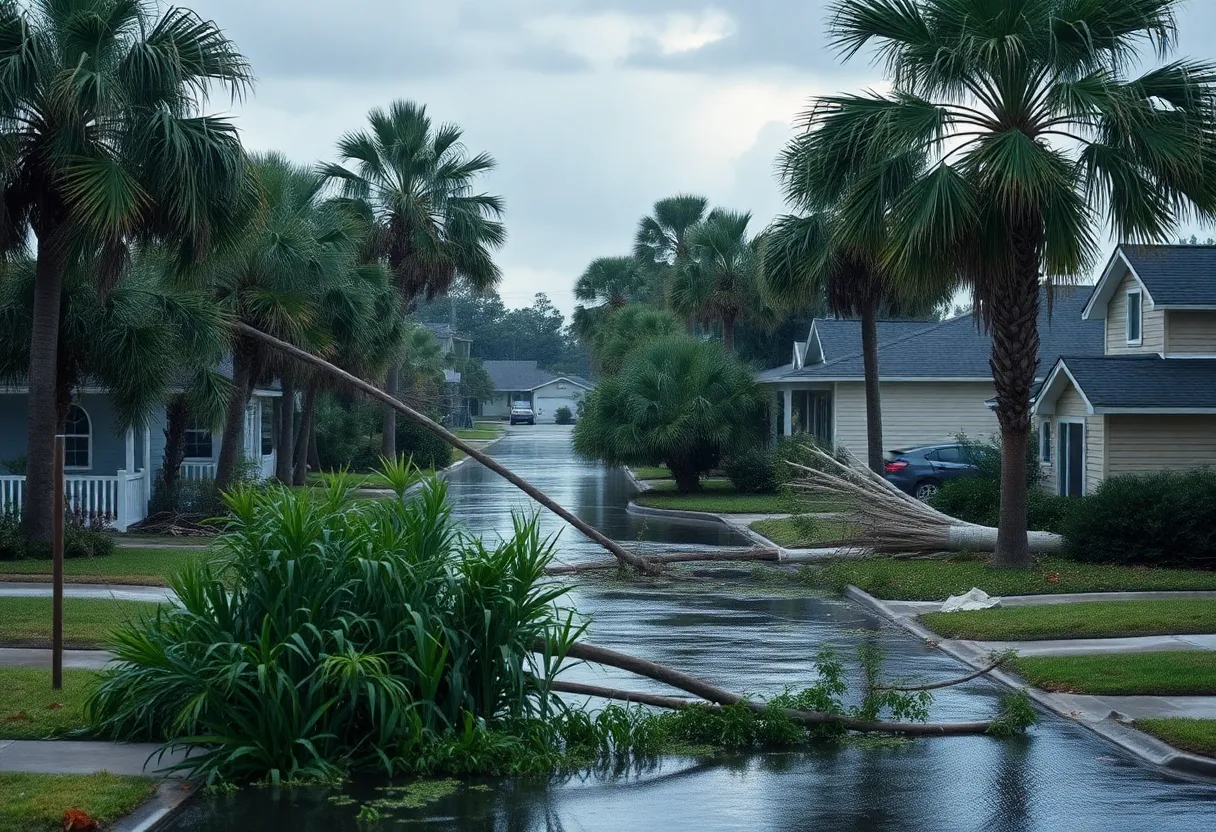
[722,313,736,351]
[860,299,885,475]
[161,396,189,491]
[275,372,295,482]
[216,347,253,489]
[990,230,1042,570]
[293,381,317,486]
[381,364,399,460]
[21,239,68,545]
[308,418,321,473]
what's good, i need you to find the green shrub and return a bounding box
[724,446,778,494]
[1062,468,1216,567]
[772,436,846,487]
[396,419,454,470]
[931,476,1071,533]
[0,515,23,561]
[86,470,577,782]
[0,514,114,561]
[554,406,574,425]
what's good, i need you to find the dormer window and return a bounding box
[1126,289,1142,345]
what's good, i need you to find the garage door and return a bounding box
[533,396,578,422]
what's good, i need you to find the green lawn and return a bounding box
[635,480,843,515]
[0,597,162,649]
[1010,652,1216,696]
[1136,719,1216,758]
[0,772,154,832]
[630,465,673,480]
[749,516,859,547]
[920,599,1216,641]
[0,668,96,739]
[0,547,217,586]
[800,555,1216,601]
[451,427,504,441]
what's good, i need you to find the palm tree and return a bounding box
[0,0,252,543]
[574,257,648,311]
[670,210,774,351]
[208,155,348,489]
[587,304,679,376]
[634,194,711,321]
[321,100,506,459]
[813,0,1216,567]
[766,143,925,475]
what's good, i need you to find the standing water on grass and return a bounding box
[161,427,1216,831]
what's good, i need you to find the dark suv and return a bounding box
[883,443,983,502]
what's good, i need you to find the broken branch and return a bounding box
[873,656,1009,692]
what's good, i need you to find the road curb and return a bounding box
[112,780,198,832]
[844,585,1216,783]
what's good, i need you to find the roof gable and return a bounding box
[1085,245,1216,319]
[1035,354,1216,414]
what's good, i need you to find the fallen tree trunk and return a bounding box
[545,548,782,575]
[545,641,1004,736]
[235,323,654,574]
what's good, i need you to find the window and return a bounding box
[934,446,964,464]
[1040,421,1052,464]
[184,418,213,459]
[63,404,90,470]
[260,404,273,456]
[1057,421,1085,497]
[1126,289,1142,344]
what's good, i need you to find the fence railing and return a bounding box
[182,462,217,481]
[0,469,148,532]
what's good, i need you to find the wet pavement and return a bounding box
[160,425,1216,831]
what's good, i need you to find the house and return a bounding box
[757,287,1105,456]
[0,360,281,530]
[420,323,472,360]
[478,360,594,422]
[1032,245,1216,496]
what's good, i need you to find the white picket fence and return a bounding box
[0,470,148,532]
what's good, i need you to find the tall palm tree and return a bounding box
[321,100,506,459]
[208,155,347,489]
[813,0,1216,567]
[766,143,925,475]
[670,210,774,351]
[634,194,711,320]
[574,257,648,311]
[0,0,253,543]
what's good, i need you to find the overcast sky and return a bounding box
[191,0,1216,315]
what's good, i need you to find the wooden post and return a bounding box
[52,436,63,691]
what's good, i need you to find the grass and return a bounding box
[919,599,1216,641]
[0,772,154,832]
[630,465,672,480]
[1136,719,1216,758]
[1009,652,1216,696]
[801,555,1216,601]
[0,547,216,586]
[0,668,96,739]
[0,597,163,649]
[749,516,859,547]
[451,427,504,441]
[635,480,844,515]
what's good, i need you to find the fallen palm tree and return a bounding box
[785,445,1064,555]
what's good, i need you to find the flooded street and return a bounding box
[164,426,1216,831]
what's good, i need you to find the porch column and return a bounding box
[769,389,779,441]
[124,426,135,473]
[782,388,793,437]
[142,426,151,493]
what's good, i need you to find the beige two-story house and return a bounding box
[1033,245,1216,496]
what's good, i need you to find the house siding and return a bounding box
[1105,270,1164,354]
[532,380,589,423]
[1053,384,1104,493]
[1105,415,1216,477]
[0,392,152,476]
[833,381,999,457]
[1166,310,1216,355]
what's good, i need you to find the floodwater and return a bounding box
[162,426,1216,831]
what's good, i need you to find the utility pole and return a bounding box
[52,435,64,690]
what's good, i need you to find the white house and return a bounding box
[757,287,1105,457]
[478,361,594,422]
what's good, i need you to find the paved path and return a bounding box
[965,633,1216,657]
[0,582,174,603]
[0,739,189,776]
[0,647,114,668]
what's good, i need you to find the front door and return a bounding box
[1057,422,1085,497]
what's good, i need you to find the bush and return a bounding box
[87,471,578,783]
[724,446,778,494]
[1061,468,1216,567]
[554,406,574,425]
[396,419,454,470]
[0,514,114,561]
[931,476,1071,533]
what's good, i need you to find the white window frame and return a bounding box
[183,416,214,461]
[1056,417,1087,497]
[63,403,92,471]
[1039,420,1052,465]
[1126,288,1143,345]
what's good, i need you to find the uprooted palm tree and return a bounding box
[671,210,775,351]
[0,0,253,543]
[813,0,1216,567]
[321,100,506,459]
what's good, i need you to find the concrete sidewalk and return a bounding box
[0,582,174,603]
[0,739,190,776]
[0,647,114,668]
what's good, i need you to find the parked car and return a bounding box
[883,443,981,502]
[509,405,535,426]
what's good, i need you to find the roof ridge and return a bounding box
[809,315,966,371]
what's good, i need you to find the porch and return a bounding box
[769,385,835,446]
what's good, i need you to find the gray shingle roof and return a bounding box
[762,287,1102,382]
[1056,355,1216,410]
[482,361,593,392]
[811,319,938,364]
[420,322,472,341]
[1119,245,1216,306]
